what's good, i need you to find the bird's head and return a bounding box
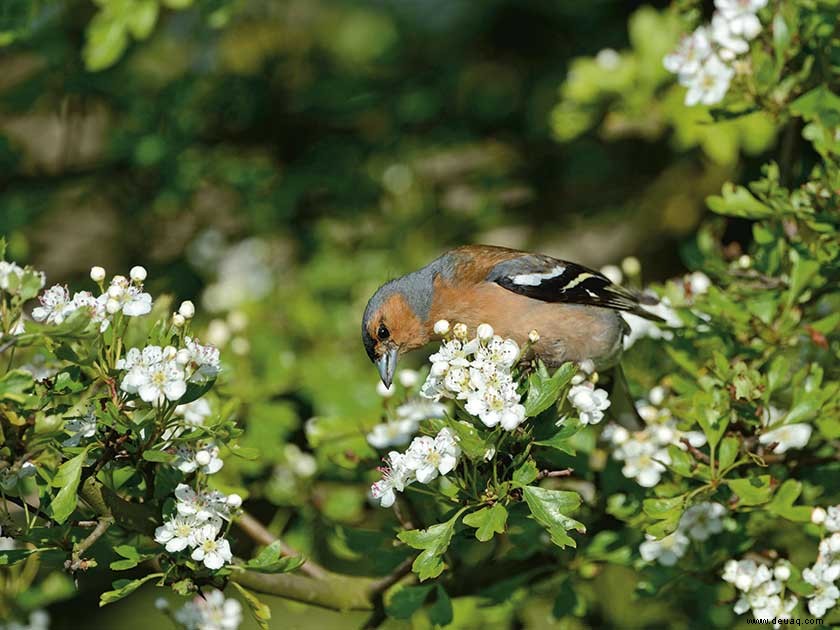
[362,277,431,388]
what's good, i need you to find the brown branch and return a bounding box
[680,438,710,464]
[537,468,574,480]
[367,556,415,596]
[235,511,326,579]
[66,516,113,572]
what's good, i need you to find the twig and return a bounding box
[680,438,710,464]
[536,468,574,480]
[66,515,113,572]
[367,556,415,596]
[236,510,326,579]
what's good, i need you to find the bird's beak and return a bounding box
[376,345,399,389]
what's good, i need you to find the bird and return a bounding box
[362,244,663,391]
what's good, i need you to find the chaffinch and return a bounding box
[362,244,662,388]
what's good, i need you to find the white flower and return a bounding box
[464,381,525,430]
[477,323,494,341]
[175,589,242,630]
[184,337,221,381]
[433,319,450,335]
[758,423,812,453]
[173,444,224,475]
[664,26,712,82]
[173,313,186,327]
[686,271,712,295]
[685,53,734,106]
[63,410,98,447]
[367,419,417,449]
[395,399,447,423]
[179,300,196,319]
[121,285,153,317]
[133,359,187,405]
[174,484,229,522]
[190,524,232,570]
[32,285,76,324]
[639,531,689,566]
[0,261,23,292]
[155,514,202,553]
[723,559,773,592]
[803,562,840,618]
[376,381,396,397]
[819,533,840,563]
[89,266,106,282]
[175,398,213,426]
[397,369,420,388]
[474,336,520,369]
[824,506,840,533]
[130,266,147,282]
[404,428,460,484]
[619,440,669,487]
[711,14,749,60]
[226,494,242,509]
[680,502,726,541]
[371,451,414,508]
[568,384,610,425]
[812,507,828,525]
[715,0,766,39]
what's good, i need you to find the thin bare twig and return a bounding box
[536,468,574,480]
[680,438,710,464]
[236,510,326,579]
[367,556,415,596]
[66,516,113,572]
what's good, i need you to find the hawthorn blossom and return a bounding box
[758,423,812,453]
[184,337,221,381]
[724,559,774,593]
[174,589,242,630]
[370,451,413,508]
[155,514,202,553]
[394,399,447,423]
[465,380,526,430]
[404,428,460,484]
[175,398,213,426]
[174,484,229,522]
[367,419,417,449]
[120,345,187,405]
[567,384,610,425]
[715,0,766,40]
[618,439,670,488]
[639,531,689,566]
[710,15,749,60]
[685,54,734,106]
[825,506,840,533]
[663,27,712,83]
[104,275,152,317]
[680,502,726,541]
[32,285,76,325]
[173,443,224,475]
[803,562,840,618]
[190,523,233,570]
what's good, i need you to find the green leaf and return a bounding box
[0,549,37,566]
[141,449,174,463]
[462,504,508,542]
[178,379,215,406]
[386,585,433,619]
[231,583,271,630]
[534,418,582,455]
[512,460,538,486]
[642,495,685,537]
[50,447,90,524]
[397,512,462,581]
[706,183,773,219]
[99,573,162,606]
[525,362,576,417]
[441,420,486,461]
[244,541,306,574]
[767,479,811,522]
[428,585,453,627]
[727,475,773,506]
[718,436,740,472]
[521,486,584,548]
[0,369,34,403]
[109,545,154,571]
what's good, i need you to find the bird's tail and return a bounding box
[604,364,645,431]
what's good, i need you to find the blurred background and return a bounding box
[0,0,782,627]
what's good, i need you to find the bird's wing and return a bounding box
[485,254,663,321]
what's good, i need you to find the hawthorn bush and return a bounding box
[0,1,839,629]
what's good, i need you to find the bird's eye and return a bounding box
[377,323,390,340]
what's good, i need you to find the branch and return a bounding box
[536,468,574,480]
[236,510,327,579]
[367,556,414,595]
[230,568,376,611]
[66,515,113,572]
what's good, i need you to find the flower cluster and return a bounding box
[664,0,766,106]
[168,588,243,630]
[800,505,840,618]
[567,382,610,425]
[370,427,460,508]
[32,268,153,332]
[639,501,726,566]
[723,558,797,627]
[367,397,448,449]
[118,338,220,407]
[602,388,706,487]
[420,322,525,431]
[154,483,241,570]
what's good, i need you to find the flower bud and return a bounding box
[162,345,177,361]
[176,349,191,365]
[528,329,540,344]
[172,313,186,327]
[648,385,666,406]
[812,507,827,525]
[105,298,121,314]
[738,254,751,269]
[477,323,494,341]
[431,362,448,377]
[774,565,791,581]
[154,597,169,611]
[178,300,195,319]
[112,275,128,287]
[226,493,243,508]
[433,319,450,335]
[107,284,124,299]
[621,256,641,277]
[89,266,106,282]
[452,323,468,339]
[398,369,419,388]
[376,381,396,398]
[195,450,212,466]
[129,266,147,282]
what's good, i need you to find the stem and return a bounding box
[67,516,114,572]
